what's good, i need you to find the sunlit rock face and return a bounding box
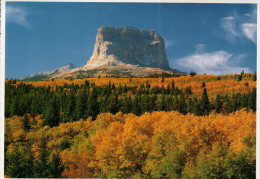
[85,26,170,70]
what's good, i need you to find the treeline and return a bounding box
[5,110,256,178]
[5,80,256,127]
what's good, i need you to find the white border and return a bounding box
[0,1,259,178]
[0,0,5,178]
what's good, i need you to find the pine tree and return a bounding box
[43,96,60,127]
[201,88,210,115]
[215,94,223,113]
[22,114,31,132]
[73,90,87,120]
[171,80,175,95]
[253,73,257,81]
[49,153,64,178]
[86,87,99,120]
[132,95,141,115]
[249,87,256,112]
[159,95,167,111]
[64,93,76,121]
[6,145,22,177]
[178,94,187,115]
[34,136,50,177]
[201,82,206,88]
[9,96,20,117]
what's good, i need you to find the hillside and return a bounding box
[5,73,256,178]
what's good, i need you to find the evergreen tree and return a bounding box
[86,87,99,120]
[6,145,23,177]
[73,90,87,120]
[132,95,141,115]
[238,75,242,82]
[215,94,223,113]
[178,94,187,115]
[9,96,20,117]
[34,136,50,177]
[43,96,60,127]
[171,80,175,95]
[22,114,31,132]
[253,73,257,81]
[159,95,167,111]
[249,87,256,112]
[201,82,206,88]
[201,88,210,115]
[64,93,76,121]
[49,153,64,178]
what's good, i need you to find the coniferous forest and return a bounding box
[4,73,256,178]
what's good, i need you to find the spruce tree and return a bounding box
[73,90,87,120]
[6,145,22,177]
[215,94,223,113]
[43,96,60,127]
[132,95,141,115]
[159,95,167,111]
[49,153,64,178]
[171,80,175,95]
[9,97,20,117]
[22,114,31,132]
[64,93,76,121]
[201,88,210,115]
[249,87,256,112]
[34,136,50,177]
[86,87,99,120]
[253,73,257,81]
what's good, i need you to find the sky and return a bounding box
[5,2,257,78]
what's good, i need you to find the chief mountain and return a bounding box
[21,26,182,80]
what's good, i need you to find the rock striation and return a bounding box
[84,26,171,70]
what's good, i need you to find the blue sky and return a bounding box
[5,2,257,78]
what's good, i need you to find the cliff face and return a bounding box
[85,26,170,70]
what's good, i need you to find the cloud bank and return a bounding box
[176,50,251,75]
[220,8,256,44]
[6,5,30,28]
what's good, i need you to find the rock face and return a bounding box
[85,26,170,70]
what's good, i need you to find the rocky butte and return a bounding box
[21,26,182,80]
[84,26,171,71]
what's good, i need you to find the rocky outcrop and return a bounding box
[20,63,76,80]
[19,26,182,80]
[84,26,171,70]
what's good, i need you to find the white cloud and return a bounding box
[220,8,256,44]
[176,51,251,75]
[6,5,30,27]
[221,16,239,42]
[241,23,257,44]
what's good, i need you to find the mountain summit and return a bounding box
[84,26,171,70]
[20,26,181,80]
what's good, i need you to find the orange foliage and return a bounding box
[15,74,256,98]
[58,109,255,177]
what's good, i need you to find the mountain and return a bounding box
[20,63,76,81]
[20,26,182,80]
[84,26,171,70]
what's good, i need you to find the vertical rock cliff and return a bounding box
[84,26,171,70]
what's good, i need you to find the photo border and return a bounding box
[0,0,259,178]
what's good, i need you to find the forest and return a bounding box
[4,72,256,178]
